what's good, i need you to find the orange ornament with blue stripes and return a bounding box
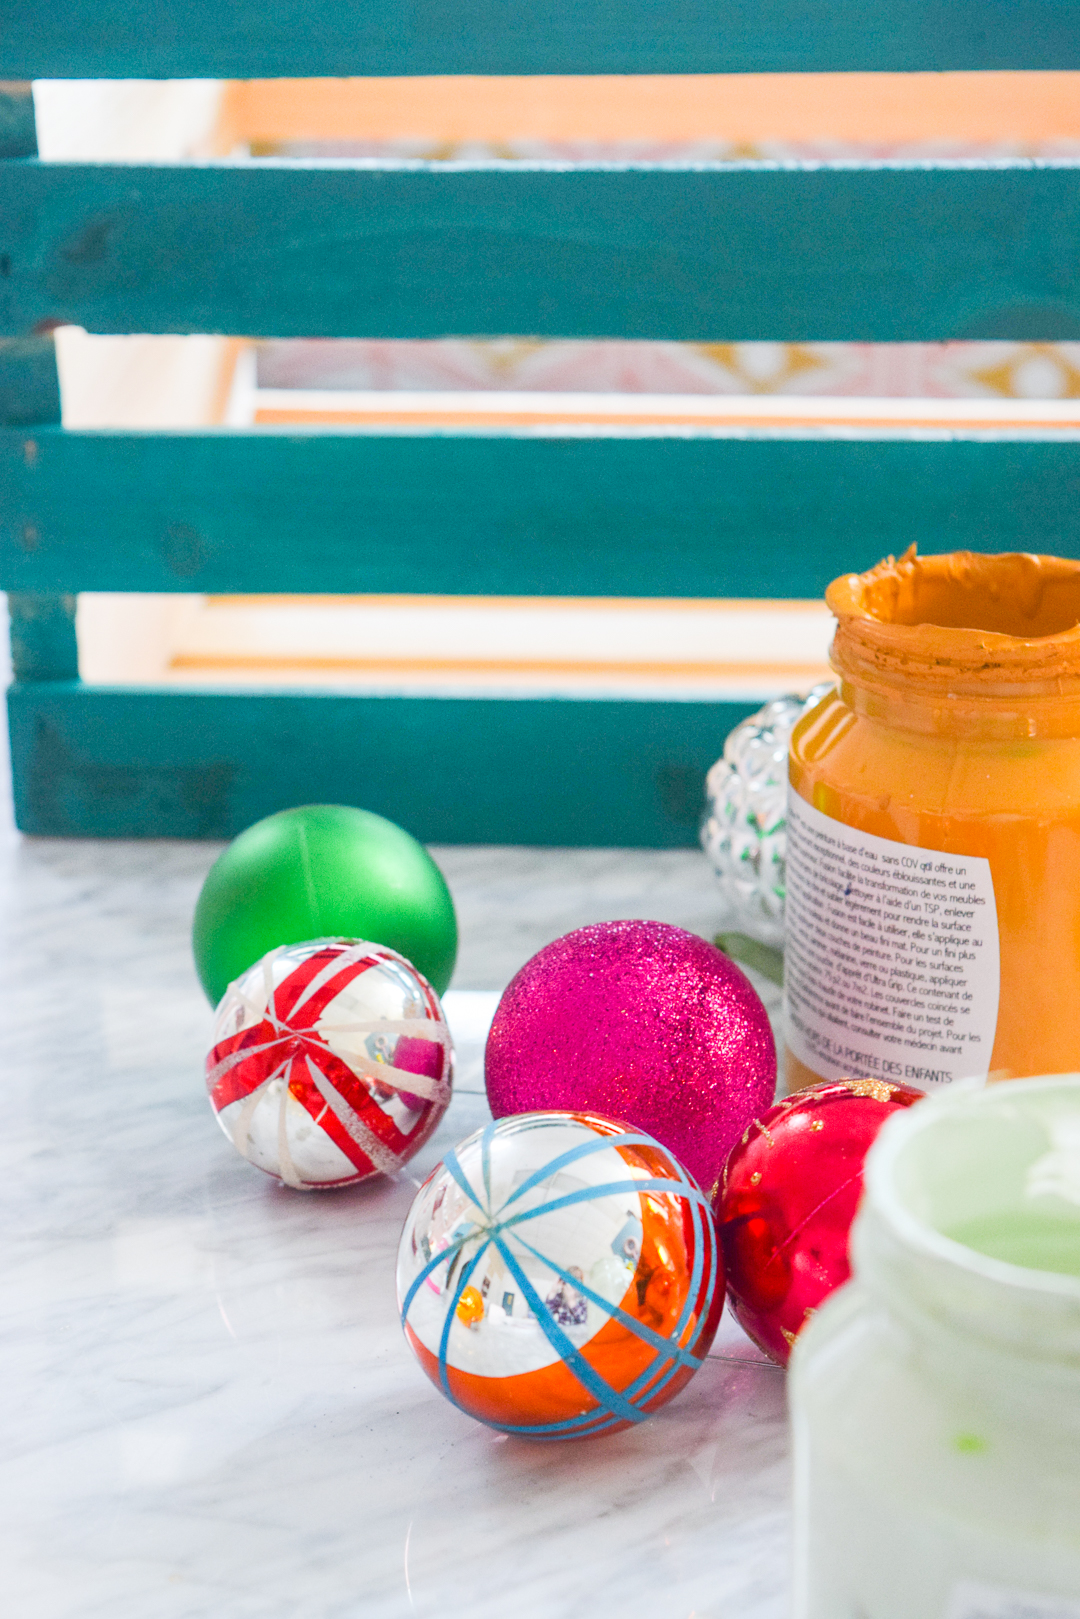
[396,1111,724,1439]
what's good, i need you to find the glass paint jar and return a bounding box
[791,1075,1080,1619]
[785,549,1080,1096]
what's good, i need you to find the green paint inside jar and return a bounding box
[946,1210,1080,1277]
[925,1083,1080,1278]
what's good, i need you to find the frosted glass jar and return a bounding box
[791,1076,1080,1619]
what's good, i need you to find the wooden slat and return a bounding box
[4,161,1080,343]
[3,428,1080,599]
[0,0,1078,78]
[220,74,1080,146]
[0,78,75,683]
[0,84,36,160]
[7,594,78,680]
[0,337,61,427]
[6,681,751,843]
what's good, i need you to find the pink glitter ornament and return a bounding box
[484,920,776,1196]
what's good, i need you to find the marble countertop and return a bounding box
[1,804,790,1617]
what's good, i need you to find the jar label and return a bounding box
[784,791,1000,1090]
[946,1581,1080,1618]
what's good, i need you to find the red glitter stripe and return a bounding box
[269,945,357,1022]
[286,1058,376,1175]
[306,1044,419,1157]
[208,1020,287,1110]
[287,957,383,1029]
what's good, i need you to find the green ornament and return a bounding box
[192,804,458,1007]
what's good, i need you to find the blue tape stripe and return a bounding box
[442,1145,486,1213]
[488,1245,641,1440]
[398,1197,704,1382]
[496,1131,664,1213]
[399,1232,471,1324]
[480,1117,497,1211]
[641,1230,718,1411]
[401,1256,628,1450]
[665,1185,707,1359]
[689,1194,718,1344]
[487,1406,627,1439]
[493,1235,648,1428]
[501,1177,710,1232]
[431,1253,717,1443]
[620,1309,698,1407]
[698,1196,722,1344]
[699,1194,719,1315]
[508,1230,702,1372]
[608,1203,718,1414]
[586,1204,712,1418]
[436,1237,491,1403]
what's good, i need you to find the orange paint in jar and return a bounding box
[786,548,1080,1094]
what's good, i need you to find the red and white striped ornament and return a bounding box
[205,939,453,1189]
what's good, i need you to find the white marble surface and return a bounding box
[0,751,790,1615]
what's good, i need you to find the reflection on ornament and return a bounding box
[715,1079,922,1365]
[484,920,776,1196]
[397,1111,723,1439]
[206,938,453,1189]
[455,1286,485,1327]
[701,685,833,946]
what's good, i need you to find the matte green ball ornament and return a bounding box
[192,805,458,1007]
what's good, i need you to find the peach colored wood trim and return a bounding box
[206,595,826,610]
[209,338,247,423]
[254,405,1080,432]
[169,652,833,677]
[218,73,1080,146]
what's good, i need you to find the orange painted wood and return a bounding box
[221,73,1080,146]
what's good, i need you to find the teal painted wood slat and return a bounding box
[0,0,1077,77]
[0,337,62,426]
[0,73,74,687]
[7,594,78,680]
[4,161,1080,343]
[3,428,1080,598]
[6,682,753,844]
[0,85,36,161]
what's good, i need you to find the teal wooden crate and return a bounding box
[2,30,1079,846]
[6,683,749,843]
[5,429,1080,599]
[5,162,1080,341]
[1,0,1078,75]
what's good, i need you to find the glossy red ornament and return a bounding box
[714,1079,923,1365]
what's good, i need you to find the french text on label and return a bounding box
[783,792,1000,1090]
